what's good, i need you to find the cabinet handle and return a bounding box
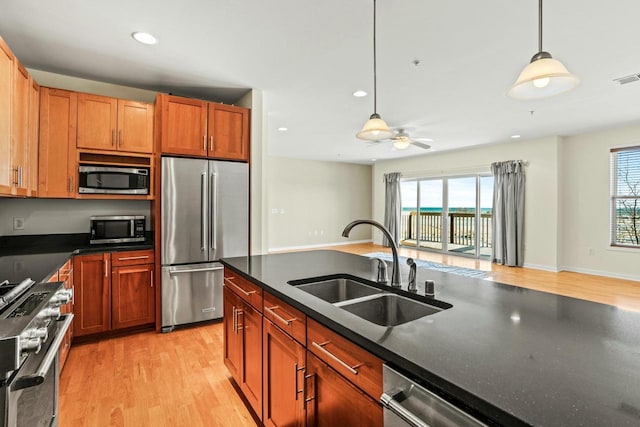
[209,135,214,152]
[104,259,108,277]
[119,129,122,147]
[112,129,115,146]
[311,341,362,375]
[68,176,72,193]
[203,135,206,151]
[232,307,237,333]
[18,166,22,187]
[12,167,18,186]
[264,305,295,327]
[224,278,256,297]
[236,308,243,332]
[304,373,315,405]
[117,255,150,261]
[294,363,305,400]
[150,270,154,288]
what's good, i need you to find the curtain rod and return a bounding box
[395,161,529,180]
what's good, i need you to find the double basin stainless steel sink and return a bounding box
[288,276,450,326]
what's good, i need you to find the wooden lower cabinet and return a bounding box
[111,263,155,329]
[73,253,110,337]
[263,319,305,427]
[305,352,383,427]
[74,250,155,338]
[58,260,74,370]
[223,286,263,419]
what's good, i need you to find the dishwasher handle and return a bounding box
[381,390,430,427]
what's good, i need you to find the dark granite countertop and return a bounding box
[221,250,640,427]
[0,233,154,283]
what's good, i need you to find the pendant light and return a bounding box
[357,0,394,141]
[508,0,579,99]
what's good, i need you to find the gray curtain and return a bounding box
[383,172,402,247]
[491,160,525,266]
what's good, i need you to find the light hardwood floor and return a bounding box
[59,243,640,426]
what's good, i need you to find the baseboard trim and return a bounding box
[560,266,640,282]
[523,263,561,273]
[268,239,373,253]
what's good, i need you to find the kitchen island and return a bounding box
[222,250,640,427]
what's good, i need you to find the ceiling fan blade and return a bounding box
[413,142,432,150]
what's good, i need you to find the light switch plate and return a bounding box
[13,217,24,230]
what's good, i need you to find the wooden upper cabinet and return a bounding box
[156,93,250,161]
[39,88,77,198]
[0,37,14,195]
[77,93,117,151]
[157,94,207,157]
[208,103,249,161]
[11,60,29,196]
[117,100,153,153]
[28,80,39,196]
[77,93,153,154]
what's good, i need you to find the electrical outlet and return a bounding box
[13,217,24,230]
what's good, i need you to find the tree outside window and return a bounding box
[611,147,640,247]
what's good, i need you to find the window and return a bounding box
[400,174,493,259]
[611,146,640,247]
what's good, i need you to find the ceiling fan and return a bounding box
[375,128,432,150]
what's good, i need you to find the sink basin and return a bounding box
[293,277,383,303]
[340,294,442,326]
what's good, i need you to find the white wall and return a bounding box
[0,199,151,235]
[266,157,372,251]
[561,124,640,280]
[373,137,562,271]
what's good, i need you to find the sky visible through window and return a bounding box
[401,177,493,210]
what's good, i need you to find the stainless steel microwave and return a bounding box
[90,215,146,244]
[78,165,150,195]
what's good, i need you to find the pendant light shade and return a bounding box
[508,0,579,100]
[357,113,395,141]
[357,0,394,141]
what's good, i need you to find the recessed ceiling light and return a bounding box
[132,32,158,45]
[352,90,367,97]
[511,134,521,139]
[277,127,288,132]
[371,158,377,162]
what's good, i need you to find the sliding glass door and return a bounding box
[400,174,493,259]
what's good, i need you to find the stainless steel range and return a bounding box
[0,277,73,427]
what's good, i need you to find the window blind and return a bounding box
[610,146,640,247]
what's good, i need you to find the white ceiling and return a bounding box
[1,0,639,164]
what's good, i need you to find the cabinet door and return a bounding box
[39,88,77,198]
[11,60,29,196]
[305,352,383,427]
[158,94,207,156]
[208,103,249,161]
[77,93,117,151]
[240,302,262,419]
[263,319,305,427]
[73,253,110,337]
[0,37,13,195]
[28,80,39,196]
[224,286,242,381]
[117,100,153,153]
[111,263,155,329]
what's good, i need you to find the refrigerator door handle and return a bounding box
[210,172,218,251]
[200,172,207,251]
[168,266,224,275]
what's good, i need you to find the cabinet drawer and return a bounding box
[307,318,383,401]
[263,291,306,345]
[223,268,263,311]
[111,249,154,267]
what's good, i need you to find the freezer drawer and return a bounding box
[161,263,224,331]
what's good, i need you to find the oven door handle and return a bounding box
[12,314,74,391]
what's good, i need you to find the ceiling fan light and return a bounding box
[393,139,411,150]
[356,114,395,141]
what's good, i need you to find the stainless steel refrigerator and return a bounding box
[161,156,248,332]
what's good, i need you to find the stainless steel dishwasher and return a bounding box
[381,365,488,427]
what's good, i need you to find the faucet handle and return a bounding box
[407,258,417,292]
[424,280,435,298]
[373,258,388,285]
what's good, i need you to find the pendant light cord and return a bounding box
[373,0,378,115]
[538,0,543,52]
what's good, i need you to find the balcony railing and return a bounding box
[400,211,492,248]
